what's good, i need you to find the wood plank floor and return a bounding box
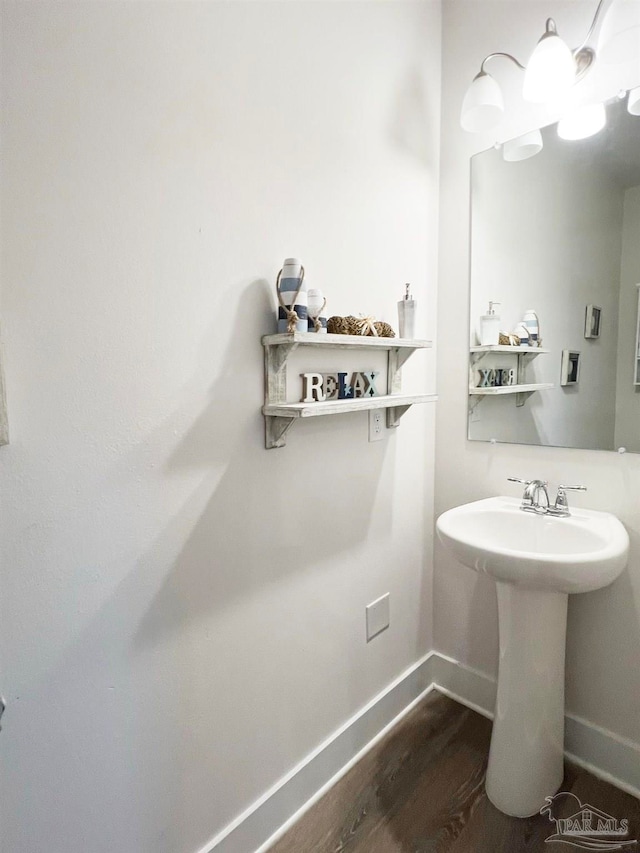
[269,691,640,853]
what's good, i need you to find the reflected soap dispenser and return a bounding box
[480,301,501,346]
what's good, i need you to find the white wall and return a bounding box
[0,3,441,853]
[436,0,640,748]
[615,185,640,449]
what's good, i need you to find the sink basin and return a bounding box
[436,495,629,819]
[436,496,629,593]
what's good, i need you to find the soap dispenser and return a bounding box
[480,301,501,346]
[397,283,416,338]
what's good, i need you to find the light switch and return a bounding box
[366,593,390,641]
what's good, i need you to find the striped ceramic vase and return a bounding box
[277,258,307,333]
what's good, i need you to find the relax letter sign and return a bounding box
[301,371,380,402]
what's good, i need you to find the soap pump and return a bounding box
[397,283,416,338]
[480,301,501,346]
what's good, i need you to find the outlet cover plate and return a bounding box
[366,593,390,641]
[368,409,385,442]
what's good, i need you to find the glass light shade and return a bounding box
[523,32,576,103]
[598,0,640,64]
[557,102,607,140]
[502,129,544,161]
[629,85,640,116]
[460,72,504,132]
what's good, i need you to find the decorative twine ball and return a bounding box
[374,321,395,338]
[327,315,361,334]
[326,315,395,338]
[327,316,349,334]
[499,332,521,346]
[345,315,363,335]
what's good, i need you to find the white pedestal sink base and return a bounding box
[486,582,568,817]
[436,496,630,818]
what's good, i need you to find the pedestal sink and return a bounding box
[436,495,629,818]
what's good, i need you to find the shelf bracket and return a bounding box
[265,415,296,449]
[387,404,411,428]
[388,346,415,395]
[392,347,415,371]
[264,342,298,415]
[265,342,298,377]
[468,394,484,414]
[515,390,535,408]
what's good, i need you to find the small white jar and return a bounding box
[307,288,327,333]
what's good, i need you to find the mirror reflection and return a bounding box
[468,93,640,452]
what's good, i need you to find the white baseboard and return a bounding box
[201,650,640,853]
[564,716,640,799]
[430,651,640,799]
[202,651,438,853]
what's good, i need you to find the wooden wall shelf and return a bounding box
[262,333,435,448]
[469,345,552,409]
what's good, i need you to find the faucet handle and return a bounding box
[508,478,549,489]
[553,484,587,515]
[508,478,536,508]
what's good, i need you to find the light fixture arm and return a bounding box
[476,0,613,78]
[570,0,615,80]
[574,0,613,54]
[479,52,526,74]
[532,14,599,82]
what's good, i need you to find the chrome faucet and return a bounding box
[508,478,550,513]
[508,478,587,516]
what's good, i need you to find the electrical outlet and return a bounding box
[366,594,390,641]
[368,409,385,442]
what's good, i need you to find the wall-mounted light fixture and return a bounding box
[523,18,579,104]
[461,0,640,155]
[557,102,607,140]
[502,129,544,161]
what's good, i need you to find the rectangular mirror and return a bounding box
[468,93,640,452]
